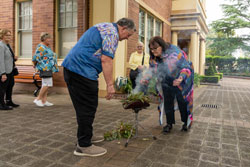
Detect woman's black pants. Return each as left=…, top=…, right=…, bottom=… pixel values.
left=162, top=85, right=188, bottom=125
left=6, top=72, right=15, bottom=101
left=0, top=73, right=12, bottom=105
left=129, top=69, right=139, bottom=89
left=64, top=68, right=98, bottom=147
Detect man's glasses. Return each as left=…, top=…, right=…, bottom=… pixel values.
left=137, top=46, right=143, bottom=49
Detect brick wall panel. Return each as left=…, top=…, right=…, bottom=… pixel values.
left=77, top=0, right=88, bottom=39
left=0, top=0, right=15, bottom=50
left=33, top=0, right=55, bottom=54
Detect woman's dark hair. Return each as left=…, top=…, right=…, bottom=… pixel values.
left=116, top=18, right=136, bottom=32
left=148, top=36, right=170, bottom=61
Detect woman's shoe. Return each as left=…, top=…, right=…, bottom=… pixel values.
left=33, top=99, right=38, bottom=103
left=0, top=104, right=13, bottom=110
left=35, top=100, right=45, bottom=107
left=44, top=101, right=54, bottom=106
left=6, top=100, right=20, bottom=108
left=163, top=124, right=172, bottom=133
left=181, top=123, right=188, bottom=131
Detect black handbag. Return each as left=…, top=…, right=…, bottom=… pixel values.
left=39, top=70, right=53, bottom=78
left=12, top=67, right=19, bottom=76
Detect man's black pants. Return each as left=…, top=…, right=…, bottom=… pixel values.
left=64, top=68, right=98, bottom=147
left=162, top=84, right=188, bottom=125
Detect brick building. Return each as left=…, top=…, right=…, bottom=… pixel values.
left=0, top=0, right=207, bottom=96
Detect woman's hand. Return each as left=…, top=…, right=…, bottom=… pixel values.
left=173, top=76, right=183, bottom=86
left=32, top=61, right=37, bottom=68
left=1, top=74, right=7, bottom=82
left=140, top=79, right=149, bottom=85
left=137, top=65, right=144, bottom=70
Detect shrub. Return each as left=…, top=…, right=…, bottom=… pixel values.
left=200, top=75, right=220, bottom=83
left=205, top=63, right=215, bottom=76
left=194, top=73, right=200, bottom=86
left=205, top=55, right=213, bottom=65
left=123, top=79, right=132, bottom=93
left=215, top=73, right=223, bottom=79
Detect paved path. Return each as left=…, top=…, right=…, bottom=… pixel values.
left=0, top=77, right=250, bottom=167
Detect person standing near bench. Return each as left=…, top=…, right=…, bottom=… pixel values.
left=129, top=42, right=150, bottom=89
left=62, top=18, right=136, bottom=157
left=0, top=29, right=19, bottom=110
left=32, top=32, right=59, bottom=107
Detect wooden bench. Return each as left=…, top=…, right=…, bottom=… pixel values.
left=14, top=66, right=41, bottom=97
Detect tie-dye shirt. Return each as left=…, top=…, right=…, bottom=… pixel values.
left=32, top=44, right=59, bottom=73
left=62, top=23, right=119, bottom=80
left=149, top=44, right=194, bottom=127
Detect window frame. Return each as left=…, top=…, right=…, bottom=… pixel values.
left=59, top=0, right=78, bottom=29
left=138, top=8, right=163, bottom=53
left=57, top=0, right=78, bottom=60
left=17, top=0, right=33, bottom=59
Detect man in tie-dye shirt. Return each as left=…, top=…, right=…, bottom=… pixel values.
left=62, top=18, right=136, bottom=157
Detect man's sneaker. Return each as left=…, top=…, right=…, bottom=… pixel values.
left=74, top=144, right=107, bottom=157
left=92, top=135, right=104, bottom=143
left=35, top=100, right=44, bottom=107
left=44, top=101, right=54, bottom=106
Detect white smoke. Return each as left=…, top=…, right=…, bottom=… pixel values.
left=131, top=58, right=177, bottom=95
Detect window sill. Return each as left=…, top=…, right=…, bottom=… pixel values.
left=16, top=58, right=65, bottom=66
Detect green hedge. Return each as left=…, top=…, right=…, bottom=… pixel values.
left=215, top=73, right=223, bottom=79
left=205, top=56, right=236, bottom=73
left=200, top=75, right=220, bottom=83
left=237, top=57, right=250, bottom=72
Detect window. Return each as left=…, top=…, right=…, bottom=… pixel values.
left=18, top=1, right=32, bottom=58
left=139, top=9, right=145, bottom=43
left=138, top=9, right=163, bottom=53
left=155, top=20, right=162, bottom=36
left=146, top=15, right=154, bottom=53
left=58, top=0, right=77, bottom=58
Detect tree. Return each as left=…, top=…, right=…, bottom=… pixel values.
left=207, top=0, right=250, bottom=56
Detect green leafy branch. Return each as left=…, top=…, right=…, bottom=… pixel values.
left=104, top=122, right=135, bottom=141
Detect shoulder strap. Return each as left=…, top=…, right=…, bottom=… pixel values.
left=142, top=52, right=145, bottom=65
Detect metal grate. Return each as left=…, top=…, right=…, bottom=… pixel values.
left=201, top=104, right=219, bottom=109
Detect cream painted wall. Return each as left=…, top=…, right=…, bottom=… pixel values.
left=113, top=0, right=128, bottom=79
left=90, top=0, right=128, bottom=93
left=90, top=0, right=112, bottom=91
left=91, top=0, right=112, bottom=25
left=171, top=19, right=197, bottom=29
left=172, top=0, right=196, bottom=11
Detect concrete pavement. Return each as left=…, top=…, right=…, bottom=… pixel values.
left=0, top=77, right=250, bottom=167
